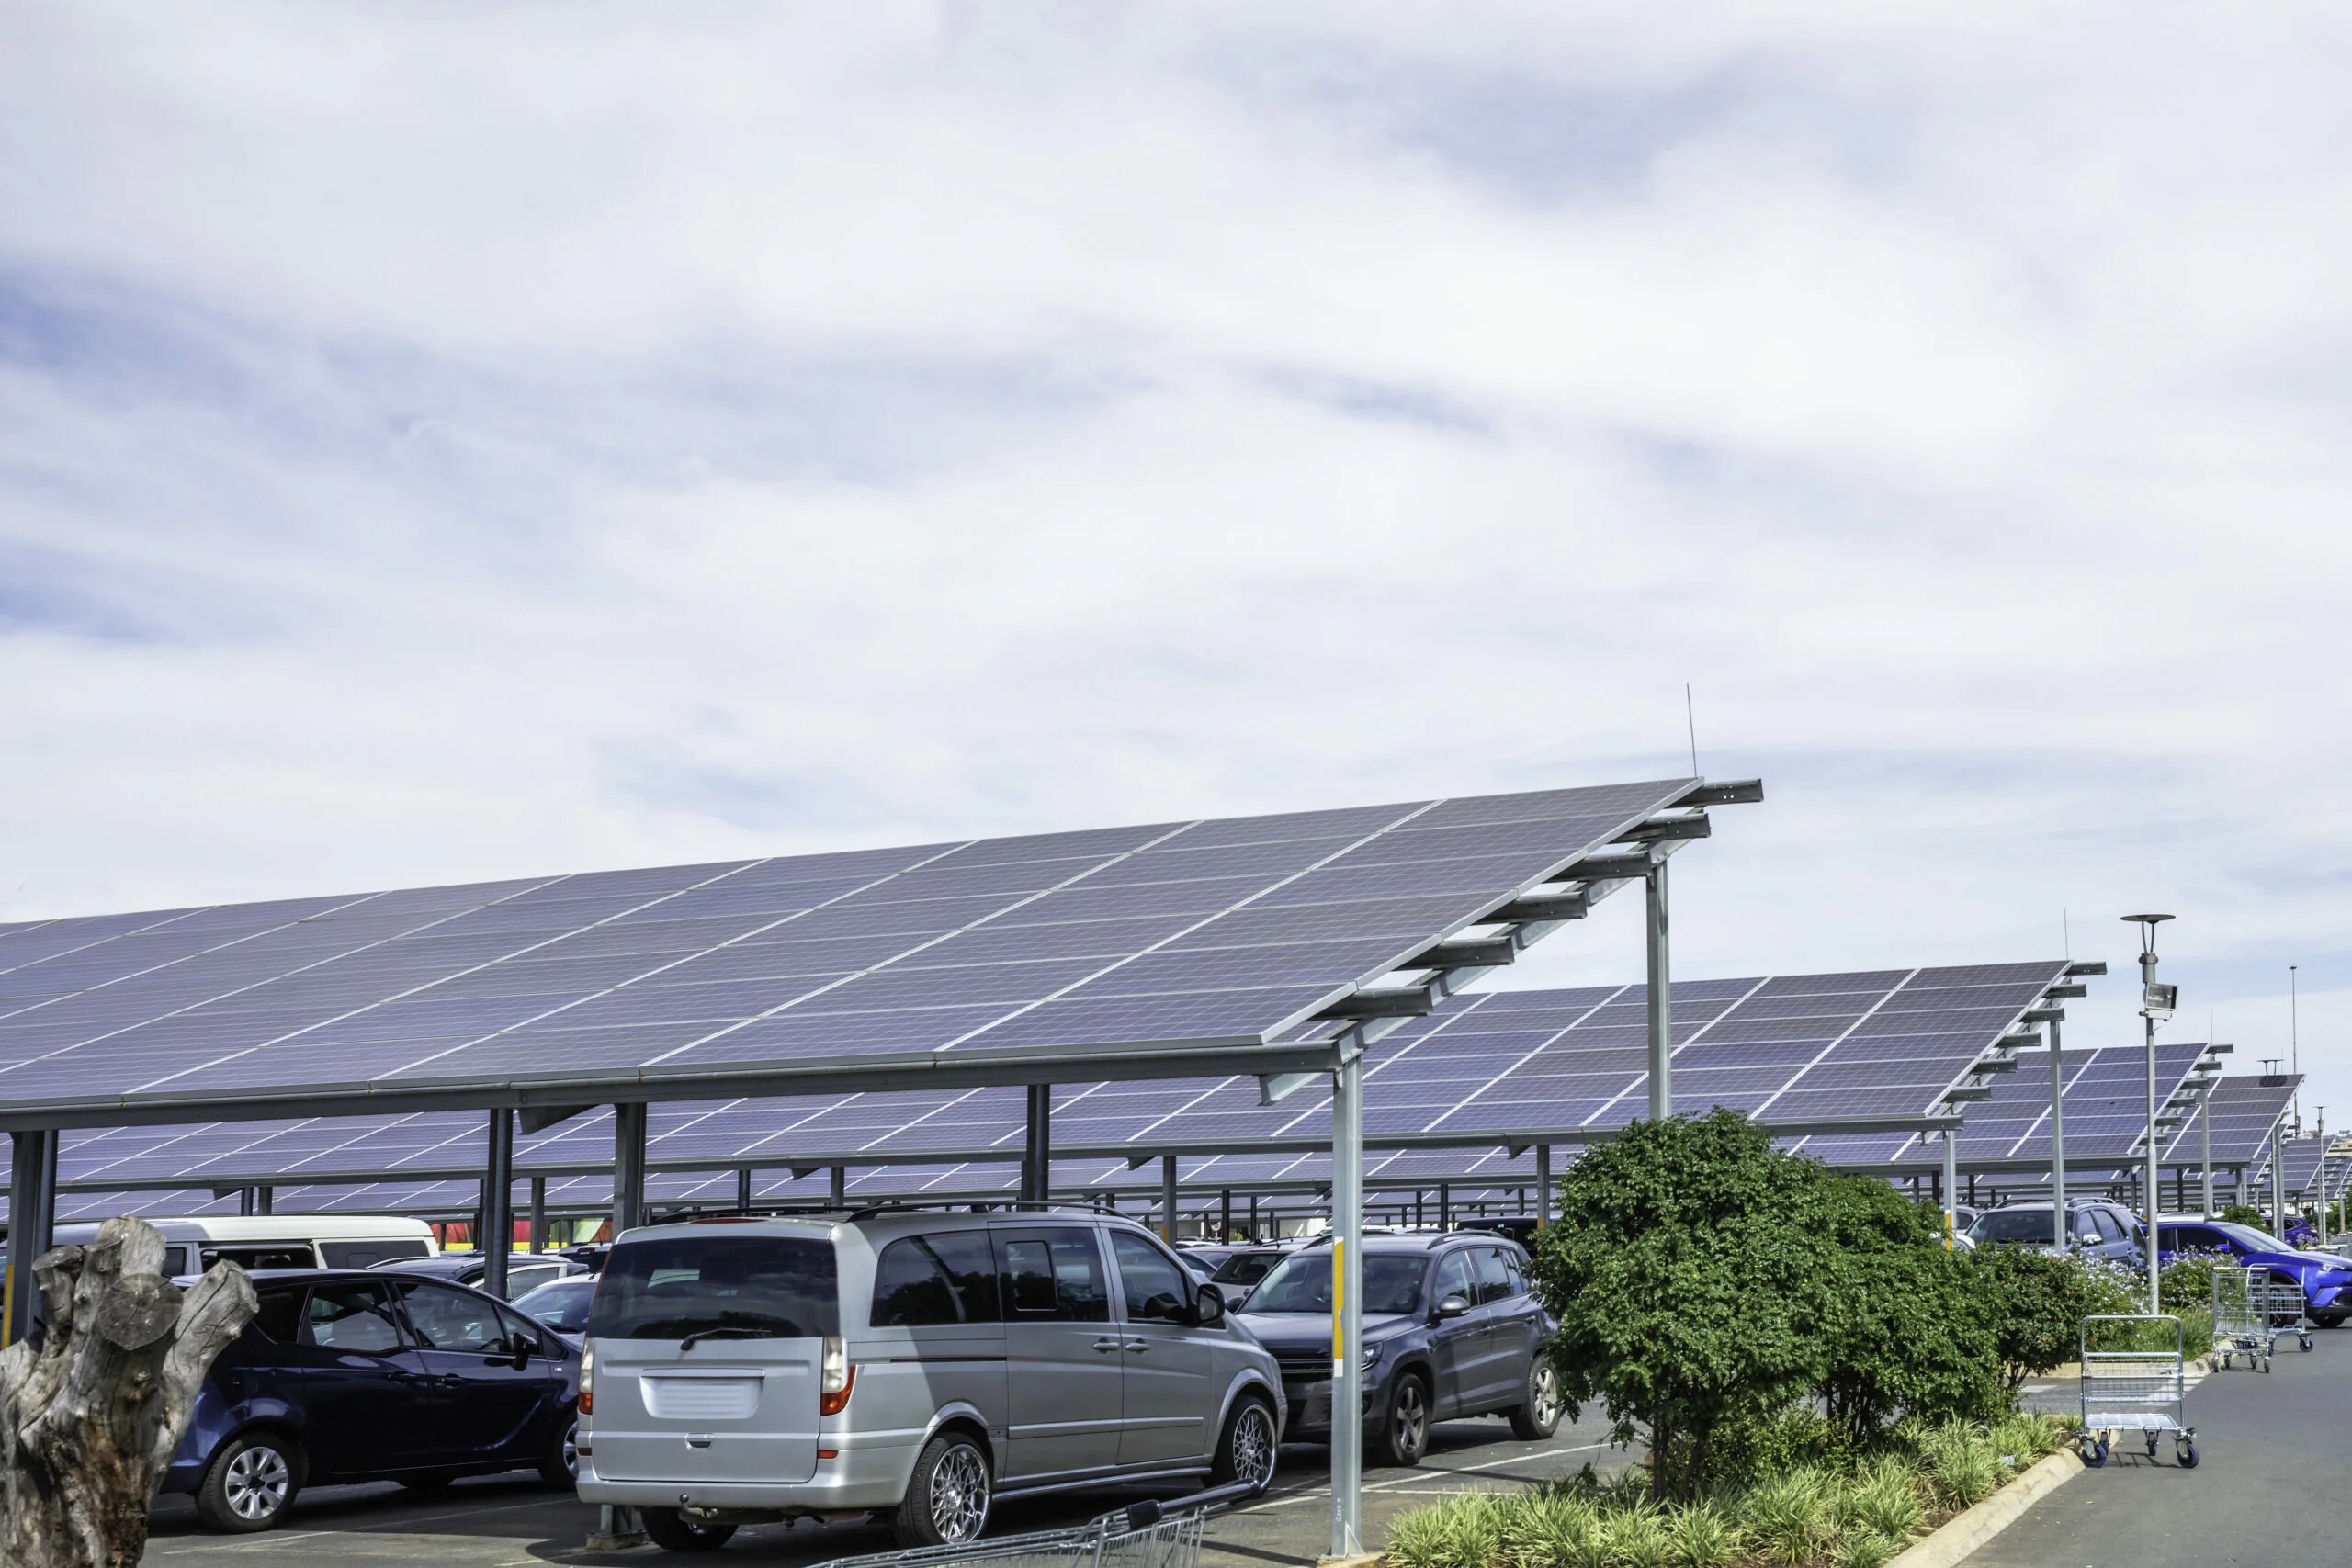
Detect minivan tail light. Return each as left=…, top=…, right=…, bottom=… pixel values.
left=820, top=1335, right=854, bottom=1416
left=578, top=1344, right=594, bottom=1415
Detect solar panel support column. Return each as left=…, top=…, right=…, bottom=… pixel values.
left=1160, top=1156, right=1178, bottom=1242
left=1439, top=1182, right=1451, bottom=1231
left=1939, top=1130, right=1958, bottom=1247
left=4, top=1127, right=59, bottom=1349
left=1220, top=1190, right=1232, bottom=1244
left=2142, top=1010, right=2161, bottom=1315
left=255, top=1186, right=274, bottom=1216
left=736, top=1168, right=753, bottom=1213
left=831, top=1167, right=847, bottom=1208
left=1023, top=1084, right=1052, bottom=1205
left=530, top=1178, right=548, bottom=1253
left=2270, top=1113, right=2285, bottom=1231
left=482, top=1108, right=514, bottom=1299
left=1645, top=858, right=1672, bottom=1119
left=2045, top=1021, right=2066, bottom=1247
left=613, top=1102, right=648, bottom=1237
left=2199, top=1087, right=2213, bottom=1218
left=1248, top=1193, right=1259, bottom=1242
left=1536, top=1145, right=1552, bottom=1230
left=1329, top=1040, right=1365, bottom=1560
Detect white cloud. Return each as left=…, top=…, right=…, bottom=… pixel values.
left=3, top=2, right=2350, bottom=1121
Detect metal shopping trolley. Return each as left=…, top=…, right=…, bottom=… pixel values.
left=808, top=1483, right=1259, bottom=1568
left=2213, top=1264, right=2274, bottom=1371
left=2256, top=1270, right=2314, bottom=1355
left=2077, top=1314, right=2197, bottom=1469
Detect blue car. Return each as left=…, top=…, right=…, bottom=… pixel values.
left=2153, top=1219, right=2352, bottom=1328
left=164, top=1268, right=581, bottom=1531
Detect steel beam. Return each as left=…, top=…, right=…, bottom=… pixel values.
left=1329, top=1042, right=1364, bottom=1558
left=1645, top=858, right=1671, bottom=1119
left=1160, top=1156, right=1178, bottom=1241
left=4, top=1128, right=58, bottom=1348
left=482, top=1107, right=514, bottom=1298
left=612, top=1101, right=648, bottom=1236
left=1023, top=1083, right=1052, bottom=1204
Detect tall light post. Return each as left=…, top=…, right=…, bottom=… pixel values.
left=2123, top=914, right=2177, bottom=1316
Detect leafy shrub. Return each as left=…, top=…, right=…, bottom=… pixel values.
left=1971, top=1245, right=2108, bottom=1389
left=1844, top=1456, right=1924, bottom=1542
left=1385, top=1490, right=1503, bottom=1568
left=2222, top=1203, right=2266, bottom=1229
left=1815, top=1175, right=2001, bottom=1439
left=1740, top=1469, right=1836, bottom=1566
left=1667, top=1503, right=1739, bottom=1568
left=1606, top=1505, right=1674, bottom=1568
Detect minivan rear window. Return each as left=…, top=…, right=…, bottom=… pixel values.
left=322, top=1239, right=431, bottom=1269
left=589, top=1235, right=841, bottom=1342
left=872, top=1233, right=1001, bottom=1325
left=1970, top=1210, right=2058, bottom=1245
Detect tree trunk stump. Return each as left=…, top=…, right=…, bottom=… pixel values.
left=1, top=1215, right=257, bottom=1568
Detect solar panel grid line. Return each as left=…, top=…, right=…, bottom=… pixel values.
left=0, top=906, right=229, bottom=985
left=1424, top=984, right=1636, bottom=1136
left=1267, top=986, right=1519, bottom=1142
left=1745, top=968, right=1921, bottom=1122
left=1581, top=973, right=1776, bottom=1125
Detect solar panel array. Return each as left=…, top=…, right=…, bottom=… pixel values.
left=13, top=962, right=2068, bottom=1221
left=2165, top=1073, right=2299, bottom=1170
left=0, top=780, right=1699, bottom=1123
left=2269, top=1135, right=2336, bottom=1201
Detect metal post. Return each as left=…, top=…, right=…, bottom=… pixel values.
left=2200, top=1089, right=2213, bottom=1218
left=737, top=1168, right=753, bottom=1213
left=1536, top=1145, right=1552, bottom=1231
left=255, top=1186, right=274, bottom=1216
left=1941, top=1128, right=1958, bottom=1249
left=239, top=1188, right=255, bottom=1218
left=1645, top=857, right=1671, bottom=1119
left=831, top=1166, right=847, bottom=1208
left=2047, top=1021, right=2067, bottom=1249
left=1220, top=1189, right=1232, bottom=1244
left=530, top=1176, right=548, bottom=1253
left=4, top=1128, right=59, bottom=1348
left=2143, top=1010, right=2161, bottom=1314
left=1160, top=1156, right=1178, bottom=1242
left=612, top=1101, right=648, bottom=1237
left=1248, top=1193, right=1259, bottom=1242
left=2271, top=1116, right=2285, bottom=1232
left=481, top=1108, right=514, bottom=1298
left=1023, top=1084, right=1052, bottom=1205
left=1438, top=1181, right=1452, bottom=1231
left=1329, top=1042, right=1365, bottom=1559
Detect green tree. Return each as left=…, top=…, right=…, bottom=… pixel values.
left=1814, top=1177, right=2001, bottom=1441
left=1972, top=1246, right=2107, bottom=1392
left=1528, top=1109, right=1838, bottom=1498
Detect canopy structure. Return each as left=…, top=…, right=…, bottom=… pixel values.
left=28, top=959, right=2064, bottom=1226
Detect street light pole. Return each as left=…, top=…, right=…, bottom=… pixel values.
left=2123, top=914, right=2176, bottom=1317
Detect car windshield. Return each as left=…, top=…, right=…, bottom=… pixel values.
left=1969, top=1210, right=2058, bottom=1244
left=1242, top=1252, right=1426, bottom=1314
left=1212, top=1253, right=1283, bottom=1286
left=587, top=1235, right=840, bottom=1341
left=2213, top=1223, right=2290, bottom=1252
left=514, top=1277, right=596, bottom=1331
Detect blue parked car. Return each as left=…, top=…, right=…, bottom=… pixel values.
left=2153, top=1219, right=2352, bottom=1328
left=1234, top=1232, right=1559, bottom=1466
left=164, top=1269, right=581, bottom=1531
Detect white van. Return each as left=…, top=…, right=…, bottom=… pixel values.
left=48, top=1214, right=436, bottom=1276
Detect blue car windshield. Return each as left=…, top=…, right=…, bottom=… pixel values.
left=2212, top=1223, right=2290, bottom=1252
left=1244, top=1253, right=1426, bottom=1314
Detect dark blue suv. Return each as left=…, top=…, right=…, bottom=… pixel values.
left=1234, top=1233, right=1558, bottom=1466
left=164, top=1269, right=582, bottom=1531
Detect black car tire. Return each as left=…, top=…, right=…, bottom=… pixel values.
left=892, top=1429, right=992, bottom=1548
left=1377, top=1372, right=1430, bottom=1468
left=539, top=1409, right=580, bottom=1488
left=642, top=1507, right=738, bottom=1552
left=1507, top=1358, right=1563, bottom=1441
left=195, top=1431, right=302, bottom=1532
left=1209, top=1393, right=1279, bottom=1494
left=2313, top=1312, right=2346, bottom=1329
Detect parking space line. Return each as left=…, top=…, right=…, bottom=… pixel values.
left=153, top=1495, right=566, bottom=1555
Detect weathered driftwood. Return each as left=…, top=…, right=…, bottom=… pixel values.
left=0, top=1215, right=256, bottom=1568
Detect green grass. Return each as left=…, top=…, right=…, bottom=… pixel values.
left=1380, top=1415, right=2074, bottom=1568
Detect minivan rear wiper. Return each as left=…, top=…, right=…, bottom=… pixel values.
left=679, top=1325, right=776, bottom=1350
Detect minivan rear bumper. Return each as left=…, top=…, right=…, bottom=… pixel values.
left=578, top=1442, right=916, bottom=1513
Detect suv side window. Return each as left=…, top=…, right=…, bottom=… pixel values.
left=398, top=1280, right=514, bottom=1352
left=1501, top=1250, right=1527, bottom=1297
left=1472, top=1247, right=1512, bottom=1304
left=251, top=1284, right=305, bottom=1344
left=1110, top=1231, right=1193, bottom=1323
left=997, top=1228, right=1110, bottom=1323
left=305, top=1280, right=406, bottom=1354
left=1433, top=1250, right=1475, bottom=1307
left=2090, top=1210, right=2128, bottom=1245
left=873, top=1233, right=1003, bottom=1325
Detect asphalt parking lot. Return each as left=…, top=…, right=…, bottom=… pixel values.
left=143, top=1415, right=1634, bottom=1567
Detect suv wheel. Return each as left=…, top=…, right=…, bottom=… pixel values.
left=1211, top=1394, right=1279, bottom=1494
left=641, top=1508, right=737, bottom=1552
left=893, top=1429, right=991, bottom=1548
left=196, top=1432, right=300, bottom=1532
left=1378, top=1373, right=1430, bottom=1468
left=1508, top=1359, right=1563, bottom=1440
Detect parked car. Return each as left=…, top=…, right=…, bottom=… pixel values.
left=512, top=1274, right=597, bottom=1348
left=576, top=1207, right=1283, bottom=1552
left=1205, top=1246, right=1293, bottom=1301
left=372, top=1250, right=585, bottom=1301
left=1965, top=1202, right=2143, bottom=1265
left=1176, top=1245, right=1238, bottom=1279
left=55, top=1214, right=435, bottom=1275
left=1456, top=1217, right=1543, bottom=1247
left=1233, top=1233, right=1558, bottom=1468
left=163, top=1268, right=580, bottom=1532
left=2153, top=1217, right=2352, bottom=1328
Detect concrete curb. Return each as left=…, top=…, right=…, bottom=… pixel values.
left=1883, top=1448, right=2086, bottom=1568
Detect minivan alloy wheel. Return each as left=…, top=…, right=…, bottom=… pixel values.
left=930, top=1442, right=989, bottom=1541
left=224, top=1443, right=291, bottom=1522
left=1230, top=1403, right=1276, bottom=1489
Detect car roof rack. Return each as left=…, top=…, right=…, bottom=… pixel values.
left=842, top=1198, right=1131, bottom=1223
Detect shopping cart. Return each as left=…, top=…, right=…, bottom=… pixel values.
left=808, top=1483, right=1259, bottom=1568
left=2077, top=1314, right=2197, bottom=1469
left=2212, top=1264, right=2273, bottom=1371
left=2256, top=1271, right=2314, bottom=1355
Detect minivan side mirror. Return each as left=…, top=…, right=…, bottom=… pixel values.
left=1434, top=1293, right=1471, bottom=1320
left=1193, top=1284, right=1226, bottom=1326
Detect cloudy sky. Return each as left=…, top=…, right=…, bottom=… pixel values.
left=4, top=4, right=2348, bottom=1119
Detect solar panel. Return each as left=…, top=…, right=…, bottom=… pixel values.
left=29, top=959, right=2062, bottom=1211
left=2165, top=1073, right=2299, bottom=1168
left=0, top=780, right=1702, bottom=1124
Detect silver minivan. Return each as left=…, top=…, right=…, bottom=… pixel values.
left=576, top=1207, right=1284, bottom=1552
